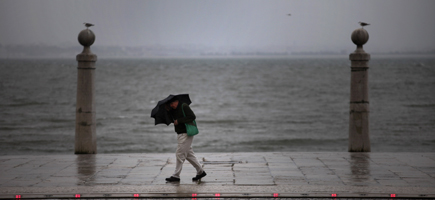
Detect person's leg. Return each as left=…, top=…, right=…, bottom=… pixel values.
left=185, top=136, right=207, bottom=181
left=172, top=133, right=192, bottom=178
left=185, top=137, right=204, bottom=175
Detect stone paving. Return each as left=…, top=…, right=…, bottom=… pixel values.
left=0, top=152, right=435, bottom=199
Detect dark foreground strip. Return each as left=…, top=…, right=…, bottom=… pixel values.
left=1, top=192, right=434, bottom=199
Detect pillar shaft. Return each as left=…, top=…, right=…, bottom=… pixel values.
left=75, top=47, right=97, bottom=154
left=349, top=50, right=370, bottom=152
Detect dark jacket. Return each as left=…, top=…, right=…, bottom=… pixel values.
left=169, top=103, right=196, bottom=134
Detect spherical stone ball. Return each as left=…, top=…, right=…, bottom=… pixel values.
left=351, top=28, right=369, bottom=46
left=78, top=29, right=96, bottom=47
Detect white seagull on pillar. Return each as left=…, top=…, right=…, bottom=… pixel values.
left=358, top=22, right=370, bottom=28
left=83, top=23, right=94, bottom=29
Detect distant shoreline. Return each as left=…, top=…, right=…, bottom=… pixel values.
left=1, top=44, right=434, bottom=59
left=1, top=54, right=434, bottom=60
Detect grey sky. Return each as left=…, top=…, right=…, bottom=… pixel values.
left=1, top=0, right=435, bottom=52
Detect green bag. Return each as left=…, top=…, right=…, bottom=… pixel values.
left=181, top=104, right=199, bottom=136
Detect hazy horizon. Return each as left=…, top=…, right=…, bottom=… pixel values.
left=1, top=0, right=435, bottom=56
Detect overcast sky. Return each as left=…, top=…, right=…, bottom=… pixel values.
left=1, top=0, right=435, bottom=52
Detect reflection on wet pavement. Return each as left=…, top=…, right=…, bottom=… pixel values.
left=0, top=152, right=434, bottom=199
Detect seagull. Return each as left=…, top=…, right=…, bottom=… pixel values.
left=358, top=21, right=370, bottom=28
left=83, top=23, right=94, bottom=29
left=287, top=13, right=291, bottom=16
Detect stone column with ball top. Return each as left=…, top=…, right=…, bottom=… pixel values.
left=348, top=27, right=371, bottom=152
left=75, top=26, right=97, bottom=154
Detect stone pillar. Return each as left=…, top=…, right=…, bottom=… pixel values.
left=75, top=28, right=97, bottom=154
left=348, top=28, right=370, bottom=152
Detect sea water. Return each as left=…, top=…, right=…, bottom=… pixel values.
left=0, top=56, right=434, bottom=155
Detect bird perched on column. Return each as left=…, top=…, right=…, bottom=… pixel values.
left=358, top=22, right=370, bottom=28
left=83, top=23, right=94, bottom=29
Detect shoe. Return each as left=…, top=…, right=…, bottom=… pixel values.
left=165, top=176, right=180, bottom=182
left=192, top=171, right=207, bottom=181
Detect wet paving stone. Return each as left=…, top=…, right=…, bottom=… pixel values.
left=0, top=152, right=434, bottom=198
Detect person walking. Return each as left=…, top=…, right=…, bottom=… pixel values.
left=165, top=97, right=206, bottom=182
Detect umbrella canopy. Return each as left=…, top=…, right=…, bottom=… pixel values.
left=150, top=94, right=192, bottom=126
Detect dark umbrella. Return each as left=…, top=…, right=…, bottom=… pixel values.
left=150, top=94, right=192, bottom=126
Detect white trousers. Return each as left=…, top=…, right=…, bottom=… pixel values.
left=172, top=133, right=204, bottom=178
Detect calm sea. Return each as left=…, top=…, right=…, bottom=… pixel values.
left=0, top=56, right=434, bottom=155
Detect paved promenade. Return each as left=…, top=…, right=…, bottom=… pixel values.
left=1, top=152, right=434, bottom=199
